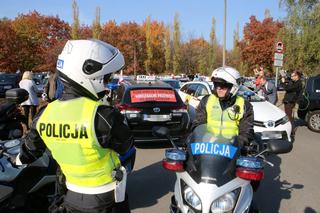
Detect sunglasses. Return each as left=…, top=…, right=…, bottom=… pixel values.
left=214, top=82, right=232, bottom=89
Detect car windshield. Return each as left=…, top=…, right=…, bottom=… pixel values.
left=162, top=80, right=180, bottom=89
left=237, top=85, right=265, bottom=102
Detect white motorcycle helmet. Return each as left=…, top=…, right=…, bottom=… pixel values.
left=56, top=39, right=125, bottom=100
left=211, top=66, right=241, bottom=98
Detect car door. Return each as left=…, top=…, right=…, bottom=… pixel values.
left=178, top=83, right=189, bottom=102
left=182, top=83, right=200, bottom=121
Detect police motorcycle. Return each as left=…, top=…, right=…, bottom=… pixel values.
left=153, top=124, right=292, bottom=213
left=0, top=137, right=136, bottom=212
left=0, top=88, right=29, bottom=140
left=0, top=138, right=58, bottom=212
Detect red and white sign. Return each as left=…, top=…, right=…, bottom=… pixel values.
left=274, top=42, right=284, bottom=67
left=276, top=42, right=284, bottom=53
left=130, top=89, right=177, bottom=103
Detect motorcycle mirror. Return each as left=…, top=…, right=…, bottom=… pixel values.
left=152, top=126, right=169, bottom=138
left=266, top=140, right=293, bottom=154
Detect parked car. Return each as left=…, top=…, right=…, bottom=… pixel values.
left=0, top=73, right=20, bottom=97
left=298, top=74, right=320, bottom=133
left=161, top=79, right=181, bottom=91
left=179, top=81, right=293, bottom=142
left=113, top=79, right=190, bottom=145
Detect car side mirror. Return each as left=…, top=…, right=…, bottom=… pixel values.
left=266, top=140, right=293, bottom=154
left=152, top=126, right=169, bottom=138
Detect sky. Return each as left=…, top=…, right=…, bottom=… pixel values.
left=0, top=0, right=288, bottom=50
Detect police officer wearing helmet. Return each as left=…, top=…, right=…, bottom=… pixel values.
left=192, top=66, right=254, bottom=147
left=17, top=39, right=133, bottom=212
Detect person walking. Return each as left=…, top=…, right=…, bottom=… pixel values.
left=42, top=71, right=64, bottom=103
left=19, top=71, right=39, bottom=129
left=281, top=70, right=303, bottom=127
left=17, top=39, right=133, bottom=213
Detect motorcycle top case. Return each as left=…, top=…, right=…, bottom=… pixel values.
left=5, top=88, right=29, bottom=104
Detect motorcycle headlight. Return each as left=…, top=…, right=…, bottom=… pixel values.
left=211, top=188, right=240, bottom=213
left=184, top=186, right=202, bottom=211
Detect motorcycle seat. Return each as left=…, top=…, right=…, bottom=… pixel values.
left=0, top=185, right=13, bottom=202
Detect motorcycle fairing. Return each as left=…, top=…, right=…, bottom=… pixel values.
left=185, top=124, right=240, bottom=186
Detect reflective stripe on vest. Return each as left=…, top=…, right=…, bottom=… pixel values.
left=206, top=95, right=245, bottom=138
left=37, top=97, right=120, bottom=187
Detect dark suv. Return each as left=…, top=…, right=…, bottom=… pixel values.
left=298, top=75, right=320, bottom=133
left=0, top=73, right=20, bottom=97
left=113, top=80, right=190, bottom=145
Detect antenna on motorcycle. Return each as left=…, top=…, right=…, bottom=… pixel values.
left=152, top=126, right=178, bottom=149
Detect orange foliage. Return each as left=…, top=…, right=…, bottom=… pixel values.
left=238, top=16, right=283, bottom=73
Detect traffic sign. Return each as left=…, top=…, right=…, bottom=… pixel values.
left=274, top=59, right=283, bottom=67
left=274, top=53, right=284, bottom=60
left=276, top=42, right=283, bottom=53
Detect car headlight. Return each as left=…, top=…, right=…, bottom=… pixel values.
left=184, top=186, right=201, bottom=211
left=211, top=188, right=240, bottom=213
left=279, top=115, right=289, bottom=125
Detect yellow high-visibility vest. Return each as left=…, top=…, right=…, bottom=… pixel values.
left=37, top=97, right=120, bottom=187
left=206, top=95, right=245, bottom=138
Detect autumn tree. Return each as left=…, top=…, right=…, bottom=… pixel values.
left=79, top=25, right=93, bottom=39
left=209, top=17, right=218, bottom=71
left=238, top=16, right=283, bottom=74
left=0, top=19, right=18, bottom=71
left=13, top=11, right=46, bottom=71
left=103, top=21, right=145, bottom=75
left=92, top=6, right=101, bottom=39
left=164, top=25, right=171, bottom=73
left=71, top=0, right=80, bottom=39
left=181, top=38, right=210, bottom=75
left=227, top=22, right=242, bottom=73
left=279, top=0, right=320, bottom=75
left=37, top=15, right=70, bottom=71
left=100, top=20, right=121, bottom=46
left=144, top=16, right=152, bottom=73
left=173, top=13, right=181, bottom=74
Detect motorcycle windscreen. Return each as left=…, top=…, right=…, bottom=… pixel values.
left=185, top=124, right=240, bottom=186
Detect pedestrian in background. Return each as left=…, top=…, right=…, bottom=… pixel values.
left=42, top=71, right=64, bottom=102
left=281, top=70, right=302, bottom=127
left=255, top=76, right=278, bottom=105
left=254, top=66, right=265, bottom=88
left=19, top=71, right=39, bottom=129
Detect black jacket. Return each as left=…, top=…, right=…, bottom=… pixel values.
left=282, top=79, right=302, bottom=104
left=191, top=94, right=254, bottom=147
left=20, top=86, right=134, bottom=164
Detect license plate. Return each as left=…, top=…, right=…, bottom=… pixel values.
left=261, top=132, right=282, bottom=140
left=143, top=114, right=171, bottom=122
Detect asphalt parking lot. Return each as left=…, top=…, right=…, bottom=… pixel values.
left=128, top=124, right=320, bottom=213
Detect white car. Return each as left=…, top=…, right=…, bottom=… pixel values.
left=179, top=81, right=292, bottom=142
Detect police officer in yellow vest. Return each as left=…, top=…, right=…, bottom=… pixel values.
left=17, top=39, right=133, bottom=212
left=192, top=66, right=254, bottom=147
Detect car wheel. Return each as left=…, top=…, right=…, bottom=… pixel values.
left=306, top=110, right=320, bottom=133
